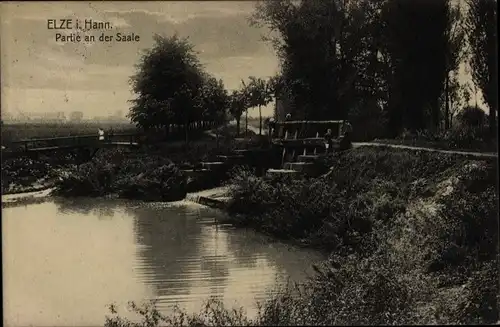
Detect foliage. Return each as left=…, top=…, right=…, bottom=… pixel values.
left=457, top=105, right=487, bottom=127
left=381, top=0, right=454, bottom=134
left=226, top=147, right=482, bottom=252
left=54, top=149, right=187, bottom=201
left=252, top=0, right=466, bottom=137
left=252, top=0, right=377, bottom=120
left=105, top=298, right=253, bottom=327
left=441, top=79, right=472, bottom=128
left=442, top=1, right=467, bottom=129
left=128, top=34, right=205, bottom=131
left=465, top=0, right=498, bottom=135
left=241, top=76, right=273, bottom=135
left=197, top=76, right=230, bottom=124
left=228, top=89, right=248, bottom=137
left=128, top=34, right=228, bottom=143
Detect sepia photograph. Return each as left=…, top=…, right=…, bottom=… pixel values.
left=1, top=0, right=498, bottom=326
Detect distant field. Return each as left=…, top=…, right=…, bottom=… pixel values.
left=1, top=121, right=137, bottom=144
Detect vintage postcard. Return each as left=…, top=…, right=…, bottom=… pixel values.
left=1, top=1, right=498, bottom=326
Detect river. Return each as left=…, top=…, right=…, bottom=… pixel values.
left=2, top=196, right=324, bottom=326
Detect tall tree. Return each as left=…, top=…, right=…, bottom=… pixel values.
left=465, top=0, right=498, bottom=137
left=128, top=34, right=205, bottom=143
left=443, top=1, right=466, bottom=130
left=244, top=76, right=273, bottom=135
left=251, top=0, right=372, bottom=121
left=443, top=78, right=472, bottom=128
left=198, top=76, right=229, bottom=126
left=381, top=0, right=451, bottom=135
left=228, top=89, right=248, bottom=137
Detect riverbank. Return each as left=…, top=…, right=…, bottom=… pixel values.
left=214, top=146, right=498, bottom=324
left=104, top=145, right=498, bottom=325
left=1, top=124, right=257, bottom=197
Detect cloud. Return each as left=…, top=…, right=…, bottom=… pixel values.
left=101, top=2, right=254, bottom=24
left=1, top=1, right=280, bottom=116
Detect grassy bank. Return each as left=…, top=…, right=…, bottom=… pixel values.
left=105, top=146, right=498, bottom=326
left=224, top=146, right=498, bottom=324
left=1, top=152, right=78, bottom=194
left=374, top=126, right=498, bottom=153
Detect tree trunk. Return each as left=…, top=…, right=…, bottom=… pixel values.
left=259, top=105, right=262, bottom=135
left=489, top=103, right=497, bottom=139
left=184, top=116, right=189, bottom=147
left=236, top=117, right=241, bottom=137
left=245, top=110, right=248, bottom=137
left=445, top=75, right=450, bottom=130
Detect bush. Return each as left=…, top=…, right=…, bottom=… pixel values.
left=457, top=106, right=487, bottom=128
left=54, top=149, right=187, bottom=201
left=105, top=298, right=253, bottom=327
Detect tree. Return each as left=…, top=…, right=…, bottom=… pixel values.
left=381, top=0, right=452, bottom=135
left=128, top=34, right=205, bottom=143
left=228, top=90, right=248, bottom=137
left=198, top=76, right=229, bottom=126
left=443, top=1, right=466, bottom=130
left=240, top=80, right=253, bottom=136
left=465, top=0, right=498, bottom=137
left=442, top=79, right=472, bottom=128
left=243, top=76, right=273, bottom=135
left=251, top=0, right=372, bottom=121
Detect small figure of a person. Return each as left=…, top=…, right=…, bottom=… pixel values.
left=284, top=113, right=292, bottom=138
left=324, top=128, right=333, bottom=154
left=341, top=120, right=353, bottom=137
left=108, top=127, right=114, bottom=141
left=340, top=120, right=353, bottom=149
left=268, top=117, right=276, bottom=137
left=98, top=128, right=105, bottom=141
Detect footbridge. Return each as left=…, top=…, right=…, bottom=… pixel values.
left=1, top=133, right=141, bottom=159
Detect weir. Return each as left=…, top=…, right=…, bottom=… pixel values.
left=269, top=120, right=352, bottom=175
left=188, top=120, right=353, bottom=182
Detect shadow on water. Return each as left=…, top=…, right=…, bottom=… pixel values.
left=122, top=202, right=325, bottom=310
left=3, top=196, right=324, bottom=325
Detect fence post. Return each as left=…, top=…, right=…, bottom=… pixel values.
left=24, top=141, right=28, bottom=152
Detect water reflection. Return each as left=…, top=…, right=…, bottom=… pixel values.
left=53, top=196, right=120, bottom=218
left=2, top=198, right=324, bottom=326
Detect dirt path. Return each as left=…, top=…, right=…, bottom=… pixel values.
left=352, top=142, right=498, bottom=158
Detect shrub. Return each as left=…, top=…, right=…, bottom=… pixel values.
left=54, top=149, right=187, bottom=201
left=105, top=298, right=253, bottom=327
left=457, top=106, right=486, bottom=128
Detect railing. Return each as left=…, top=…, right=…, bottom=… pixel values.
left=3, top=133, right=141, bottom=152
left=272, top=120, right=346, bottom=140
left=269, top=120, right=350, bottom=167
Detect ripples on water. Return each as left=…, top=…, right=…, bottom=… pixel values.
left=2, top=197, right=324, bottom=326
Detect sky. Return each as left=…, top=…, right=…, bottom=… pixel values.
left=1, top=1, right=279, bottom=118
left=0, top=1, right=486, bottom=120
